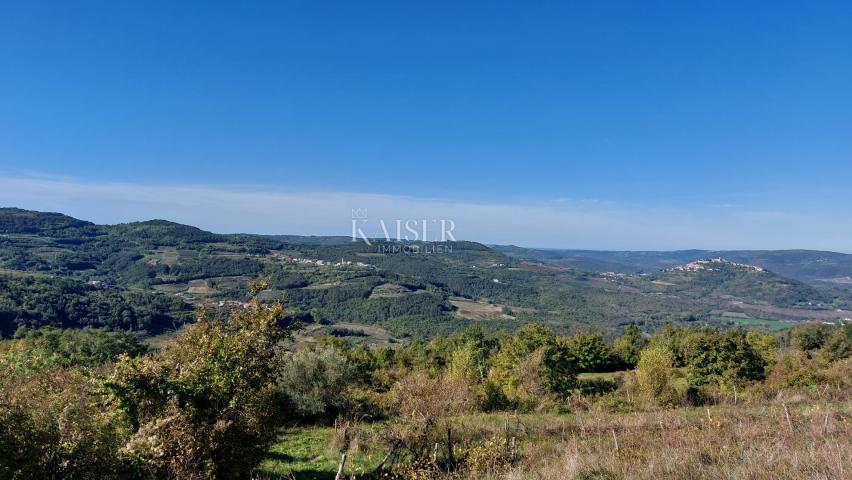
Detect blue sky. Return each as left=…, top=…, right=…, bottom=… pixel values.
left=1, top=1, right=851, bottom=250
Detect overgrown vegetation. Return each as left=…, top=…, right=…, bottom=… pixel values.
left=2, top=299, right=849, bottom=479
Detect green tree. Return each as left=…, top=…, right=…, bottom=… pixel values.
left=489, top=325, right=577, bottom=409
left=790, top=324, right=829, bottom=351
left=746, top=330, right=777, bottom=373
left=611, top=324, right=648, bottom=368
left=822, top=324, right=852, bottom=361
left=683, top=329, right=766, bottom=387
left=278, top=345, right=352, bottom=418
left=567, top=332, right=616, bottom=372
left=3, top=326, right=147, bottom=372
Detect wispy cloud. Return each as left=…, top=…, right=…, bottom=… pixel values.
left=0, top=175, right=848, bottom=251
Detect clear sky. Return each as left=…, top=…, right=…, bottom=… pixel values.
left=1, top=1, right=851, bottom=250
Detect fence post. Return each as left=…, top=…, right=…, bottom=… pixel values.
left=334, top=453, right=347, bottom=480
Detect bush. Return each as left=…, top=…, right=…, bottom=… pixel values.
left=635, top=345, right=675, bottom=403
left=107, top=302, right=295, bottom=479
left=789, top=323, right=829, bottom=351
left=378, top=371, right=476, bottom=474
left=278, top=345, right=352, bottom=418
left=683, top=329, right=767, bottom=388
left=0, top=366, right=131, bottom=478
left=567, top=332, right=617, bottom=373
left=822, top=324, right=852, bottom=361
left=577, top=376, right=620, bottom=396
left=465, top=437, right=518, bottom=476
left=489, top=325, right=577, bottom=410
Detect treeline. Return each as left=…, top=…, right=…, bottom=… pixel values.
left=1, top=326, right=148, bottom=370
left=0, top=274, right=193, bottom=336
left=276, top=321, right=852, bottom=436
left=0, top=208, right=101, bottom=237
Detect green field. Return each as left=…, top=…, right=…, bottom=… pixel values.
left=710, top=316, right=794, bottom=331
left=257, top=427, right=383, bottom=480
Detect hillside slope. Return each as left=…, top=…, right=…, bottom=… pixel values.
left=495, top=245, right=852, bottom=286
left=2, top=208, right=851, bottom=340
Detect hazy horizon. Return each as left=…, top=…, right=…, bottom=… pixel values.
left=2, top=176, right=850, bottom=253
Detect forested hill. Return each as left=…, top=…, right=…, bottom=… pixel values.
left=2, top=208, right=851, bottom=340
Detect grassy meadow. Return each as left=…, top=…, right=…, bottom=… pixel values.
left=256, top=397, right=851, bottom=480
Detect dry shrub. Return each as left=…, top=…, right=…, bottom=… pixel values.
left=466, top=437, right=519, bottom=476
left=376, top=371, right=476, bottom=475
left=0, top=366, right=130, bottom=478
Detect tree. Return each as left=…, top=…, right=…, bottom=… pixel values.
left=790, top=324, right=829, bottom=351
left=683, top=329, right=766, bottom=387
left=746, top=330, right=777, bottom=373
left=278, top=345, right=352, bottom=418
left=566, top=332, right=615, bottom=372
left=822, top=324, right=852, bottom=361
left=635, top=345, right=674, bottom=402
left=611, top=324, right=648, bottom=368
left=636, top=345, right=675, bottom=403
left=489, top=325, right=577, bottom=409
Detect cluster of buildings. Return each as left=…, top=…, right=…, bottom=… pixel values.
left=87, top=279, right=113, bottom=289
left=666, top=258, right=764, bottom=273
left=216, top=300, right=252, bottom=310
left=269, top=252, right=370, bottom=268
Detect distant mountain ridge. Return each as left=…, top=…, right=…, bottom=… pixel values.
left=493, top=245, right=852, bottom=287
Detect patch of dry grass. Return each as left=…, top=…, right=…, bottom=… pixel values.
left=487, top=402, right=851, bottom=480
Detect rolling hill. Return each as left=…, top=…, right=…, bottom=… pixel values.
left=2, top=208, right=851, bottom=341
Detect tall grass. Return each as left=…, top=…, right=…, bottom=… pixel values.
left=492, top=401, right=851, bottom=480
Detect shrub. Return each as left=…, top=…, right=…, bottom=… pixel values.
left=0, top=366, right=130, bottom=478
left=377, top=371, right=475, bottom=474
left=635, top=345, right=675, bottom=402
left=789, top=323, right=829, bottom=351
left=683, top=329, right=767, bottom=388
left=107, top=302, right=294, bottom=479
left=489, top=325, right=577, bottom=410
left=465, top=437, right=518, bottom=476
left=765, top=350, right=825, bottom=388
left=567, top=333, right=617, bottom=373
left=577, top=376, right=620, bottom=396
left=278, top=345, right=352, bottom=418
left=822, top=324, right=852, bottom=361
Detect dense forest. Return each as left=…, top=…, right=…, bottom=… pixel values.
left=0, top=274, right=192, bottom=336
